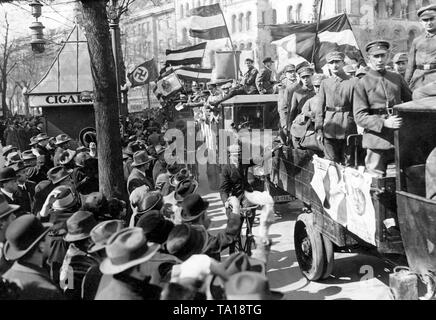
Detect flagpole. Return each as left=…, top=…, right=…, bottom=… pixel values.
left=219, top=5, right=239, bottom=81
left=310, top=0, right=323, bottom=67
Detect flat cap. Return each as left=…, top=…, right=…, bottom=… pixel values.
left=365, top=40, right=390, bottom=55
left=325, top=51, right=345, bottom=63
left=392, top=52, right=408, bottom=63
left=417, top=4, right=436, bottom=18
left=297, top=66, right=314, bottom=77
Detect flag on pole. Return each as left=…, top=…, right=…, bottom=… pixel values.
left=127, top=58, right=159, bottom=88
left=174, top=67, right=212, bottom=82
left=165, top=42, right=207, bottom=66
left=155, top=70, right=183, bottom=98
left=189, top=3, right=230, bottom=40
left=270, top=14, right=364, bottom=73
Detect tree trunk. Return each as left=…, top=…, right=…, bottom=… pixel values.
left=79, top=0, right=126, bottom=200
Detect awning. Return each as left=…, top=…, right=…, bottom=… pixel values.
left=27, top=24, right=93, bottom=108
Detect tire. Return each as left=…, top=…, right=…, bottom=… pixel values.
left=321, top=234, right=335, bottom=280
left=294, top=213, right=326, bottom=281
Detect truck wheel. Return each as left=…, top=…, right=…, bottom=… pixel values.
left=321, top=234, right=335, bottom=280
left=294, top=213, right=325, bottom=281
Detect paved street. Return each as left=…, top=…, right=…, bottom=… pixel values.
left=198, top=163, right=393, bottom=300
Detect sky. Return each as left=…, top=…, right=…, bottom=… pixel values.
left=0, top=0, right=76, bottom=40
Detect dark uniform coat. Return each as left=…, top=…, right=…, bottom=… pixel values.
left=289, top=86, right=316, bottom=125
left=242, top=67, right=259, bottom=94
left=314, top=72, right=357, bottom=139
left=405, top=32, right=436, bottom=90
left=353, top=69, right=412, bottom=150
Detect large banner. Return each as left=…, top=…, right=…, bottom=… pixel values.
left=310, top=155, right=376, bottom=245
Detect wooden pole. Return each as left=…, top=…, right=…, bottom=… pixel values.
left=310, top=0, right=324, bottom=66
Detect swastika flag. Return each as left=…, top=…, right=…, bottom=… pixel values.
left=127, top=58, right=159, bottom=88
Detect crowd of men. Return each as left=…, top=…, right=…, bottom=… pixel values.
left=0, top=98, right=276, bottom=300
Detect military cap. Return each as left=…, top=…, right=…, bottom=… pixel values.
left=297, top=66, right=314, bottom=77
left=245, top=58, right=254, bottom=63
left=262, top=57, right=274, bottom=64
left=312, top=74, right=326, bottom=86
left=284, top=64, right=296, bottom=72
left=325, top=51, right=345, bottom=63
left=392, top=52, right=408, bottom=64
left=365, top=40, right=390, bottom=55
left=343, top=64, right=357, bottom=74
left=417, top=4, right=436, bottom=18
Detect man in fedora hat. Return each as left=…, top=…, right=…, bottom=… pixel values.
left=164, top=178, right=198, bottom=224
left=314, top=51, right=358, bottom=165
left=180, top=194, right=242, bottom=261
left=127, top=150, right=155, bottom=195
left=59, top=149, right=77, bottom=170
left=12, top=161, right=36, bottom=214
left=129, top=189, right=164, bottom=227
left=95, top=227, right=162, bottom=300
left=225, top=271, right=283, bottom=300
left=53, top=134, right=72, bottom=166
left=152, top=144, right=167, bottom=184
left=2, top=215, right=64, bottom=300
left=60, top=210, right=99, bottom=299
left=156, top=163, right=186, bottom=196
left=81, top=219, right=124, bottom=300
left=256, top=57, right=277, bottom=94
left=0, top=167, right=28, bottom=214
left=2, top=145, right=18, bottom=161
left=0, top=194, right=20, bottom=275
left=33, top=133, right=52, bottom=163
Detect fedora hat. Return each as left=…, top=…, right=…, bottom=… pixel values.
left=3, top=214, right=51, bottom=261
left=64, top=210, right=98, bottom=242
left=2, top=145, right=18, bottom=158
left=88, top=219, right=125, bottom=253
left=180, top=194, right=209, bottom=223
left=47, top=166, right=73, bottom=185
left=35, top=133, right=49, bottom=142
left=136, top=210, right=174, bottom=244
left=6, top=152, right=21, bottom=165
left=131, top=150, right=154, bottom=167
left=59, top=149, right=77, bottom=166
left=136, top=191, right=163, bottom=214
left=155, top=144, right=166, bottom=156
left=29, top=136, right=39, bottom=146
left=21, top=150, right=37, bottom=161
left=74, top=151, right=90, bottom=167
left=100, top=227, right=160, bottom=275
left=166, top=224, right=208, bottom=261
left=175, top=179, right=199, bottom=203
left=170, top=168, right=190, bottom=187
left=225, top=271, right=283, bottom=300
left=262, top=57, right=274, bottom=64
left=0, top=194, right=20, bottom=219
left=0, top=167, right=17, bottom=182
left=11, top=161, right=30, bottom=173
left=54, top=134, right=72, bottom=146
left=52, top=186, right=78, bottom=210
left=209, top=252, right=266, bottom=300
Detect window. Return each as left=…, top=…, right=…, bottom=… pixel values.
left=182, top=27, right=188, bottom=43
left=272, top=9, right=277, bottom=24
left=186, top=3, right=190, bottom=16
left=296, top=3, right=302, bottom=22
left=407, top=0, right=416, bottom=20
left=393, top=0, right=402, bottom=18
left=231, top=14, right=237, bottom=33
left=159, top=40, right=164, bottom=53
left=261, top=11, right=265, bottom=24
left=146, top=22, right=150, bottom=32
left=246, top=11, right=252, bottom=30
left=238, top=13, right=244, bottom=32
left=247, top=42, right=252, bottom=50
left=287, top=6, right=293, bottom=22
left=180, top=4, right=184, bottom=18
left=377, top=0, right=387, bottom=18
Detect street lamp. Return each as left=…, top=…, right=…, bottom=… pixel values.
left=29, top=0, right=46, bottom=54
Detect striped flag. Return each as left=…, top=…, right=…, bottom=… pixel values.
left=270, top=14, right=364, bottom=73
left=174, top=67, right=212, bottom=82
left=189, top=3, right=229, bottom=40
left=166, top=42, right=207, bottom=66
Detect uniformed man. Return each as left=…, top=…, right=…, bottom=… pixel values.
left=405, top=4, right=436, bottom=94
left=241, top=58, right=259, bottom=94
left=314, top=51, right=357, bottom=165
left=392, top=52, right=408, bottom=78
left=256, top=57, right=277, bottom=94
left=353, top=40, right=412, bottom=177
left=289, top=65, right=315, bottom=126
